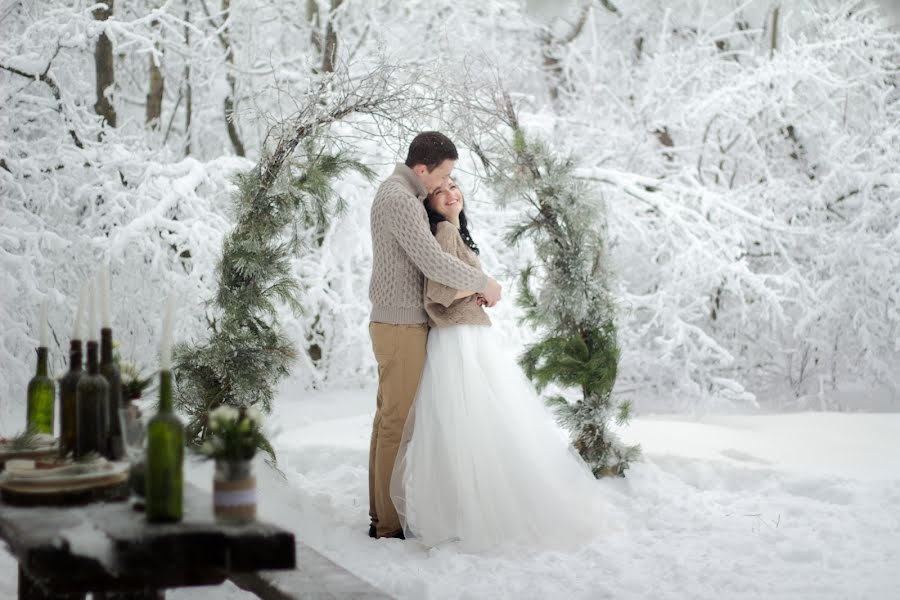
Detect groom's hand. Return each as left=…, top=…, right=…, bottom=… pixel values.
left=481, top=278, right=502, bottom=307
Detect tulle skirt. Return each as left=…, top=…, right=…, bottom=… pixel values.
left=390, top=324, right=608, bottom=552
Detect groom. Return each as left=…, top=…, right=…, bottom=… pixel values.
left=367, top=132, right=502, bottom=539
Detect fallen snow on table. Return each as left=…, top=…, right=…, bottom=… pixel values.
left=2, top=387, right=898, bottom=599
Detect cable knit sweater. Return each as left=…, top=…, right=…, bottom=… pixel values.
left=369, top=164, right=488, bottom=324
left=425, top=221, right=492, bottom=328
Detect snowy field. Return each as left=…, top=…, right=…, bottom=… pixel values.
left=3, top=1, right=900, bottom=598
left=5, top=386, right=895, bottom=600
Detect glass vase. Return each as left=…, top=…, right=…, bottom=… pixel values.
left=213, top=459, right=256, bottom=523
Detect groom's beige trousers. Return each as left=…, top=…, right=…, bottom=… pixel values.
left=368, top=321, right=428, bottom=537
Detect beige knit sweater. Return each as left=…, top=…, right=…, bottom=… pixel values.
left=425, top=221, right=492, bottom=328
left=369, top=164, right=488, bottom=324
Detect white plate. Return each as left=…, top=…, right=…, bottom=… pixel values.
left=0, top=460, right=129, bottom=485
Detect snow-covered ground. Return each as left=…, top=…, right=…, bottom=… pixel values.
left=2, top=386, right=898, bottom=599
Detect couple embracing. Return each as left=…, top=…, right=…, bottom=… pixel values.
left=367, top=132, right=606, bottom=552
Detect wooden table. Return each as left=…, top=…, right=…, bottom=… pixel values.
left=0, top=484, right=295, bottom=599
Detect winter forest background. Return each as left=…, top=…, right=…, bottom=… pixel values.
left=2, top=0, right=900, bottom=433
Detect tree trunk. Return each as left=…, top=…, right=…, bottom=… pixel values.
left=541, top=40, right=564, bottom=106
left=320, top=0, right=343, bottom=74
left=539, top=1, right=592, bottom=110
left=146, top=19, right=164, bottom=129
left=307, top=0, right=342, bottom=74
left=306, top=0, right=322, bottom=57
left=769, top=4, right=780, bottom=58
left=184, top=0, right=193, bottom=155
left=93, top=1, right=117, bottom=129
left=222, top=0, right=245, bottom=156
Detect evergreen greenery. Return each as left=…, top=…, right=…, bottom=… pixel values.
left=3, top=427, right=41, bottom=451
left=489, top=101, right=640, bottom=477
left=199, top=405, right=275, bottom=463
left=174, top=138, right=372, bottom=444
left=115, top=352, right=156, bottom=400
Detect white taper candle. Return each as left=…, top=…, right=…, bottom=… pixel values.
left=39, top=299, right=49, bottom=348
left=73, top=284, right=87, bottom=340
left=76, top=284, right=88, bottom=341
left=100, top=262, right=112, bottom=329
left=87, top=281, right=98, bottom=343
left=160, top=293, right=177, bottom=370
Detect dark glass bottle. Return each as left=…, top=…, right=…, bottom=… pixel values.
left=76, top=341, right=109, bottom=458
left=145, top=370, right=183, bottom=523
left=27, top=347, right=55, bottom=434
left=59, top=340, right=83, bottom=457
left=100, top=328, right=124, bottom=460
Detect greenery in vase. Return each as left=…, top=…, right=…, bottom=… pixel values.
left=119, top=359, right=156, bottom=401
left=199, top=405, right=275, bottom=463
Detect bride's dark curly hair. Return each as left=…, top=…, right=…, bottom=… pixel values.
left=423, top=185, right=481, bottom=255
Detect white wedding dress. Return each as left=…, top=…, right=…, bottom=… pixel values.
left=390, top=323, right=609, bottom=552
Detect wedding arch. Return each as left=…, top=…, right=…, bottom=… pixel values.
left=172, top=68, right=631, bottom=476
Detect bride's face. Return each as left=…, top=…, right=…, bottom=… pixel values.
left=428, top=179, right=463, bottom=222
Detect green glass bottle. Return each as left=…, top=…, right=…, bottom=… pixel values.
left=100, top=328, right=124, bottom=460
left=27, top=347, right=55, bottom=434
left=145, top=369, right=183, bottom=523
left=59, top=340, right=83, bottom=457
left=76, top=341, right=109, bottom=458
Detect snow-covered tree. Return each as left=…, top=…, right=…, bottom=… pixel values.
left=3, top=0, right=899, bottom=431
left=555, top=1, right=900, bottom=410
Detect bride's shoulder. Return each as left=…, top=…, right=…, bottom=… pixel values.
left=433, top=221, right=460, bottom=244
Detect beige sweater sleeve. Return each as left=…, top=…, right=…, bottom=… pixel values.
left=387, top=194, right=488, bottom=293
left=426, top=223, right=464, bottom=308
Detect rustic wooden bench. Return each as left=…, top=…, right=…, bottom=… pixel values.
left=229, top=544, right=391, bottom=600
left=0, top=483, right=294, bottom=599
left=0, top=482, right=391, bottom=599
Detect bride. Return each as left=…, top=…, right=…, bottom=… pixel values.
left=390, top=178, right=608, bottom=552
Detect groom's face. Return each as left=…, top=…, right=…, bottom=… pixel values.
left=415, top=159, right=456, bottom=195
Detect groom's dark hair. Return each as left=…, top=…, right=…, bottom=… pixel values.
left=405, top=132, right=458, bottom=171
